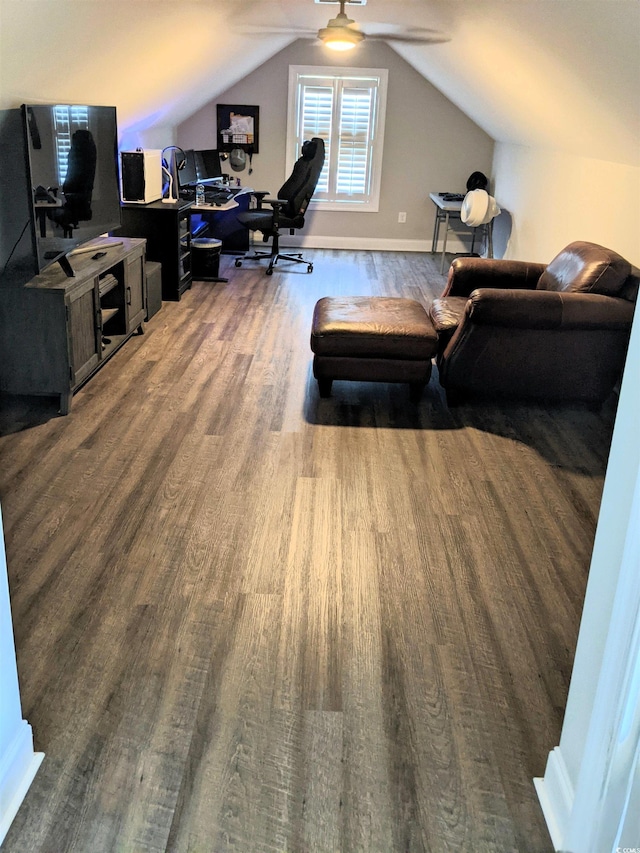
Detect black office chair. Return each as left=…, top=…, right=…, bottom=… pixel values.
left=234, top=137, right=325, bottom=275
left=49, top=129, right=97, bottom=238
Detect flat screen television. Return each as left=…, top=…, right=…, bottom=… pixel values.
left=195, top=149, right=223, bottom=183
left=21, top=104, right=121, bottom=276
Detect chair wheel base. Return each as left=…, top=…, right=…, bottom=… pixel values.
left=237, top=249, right=315, bottom=275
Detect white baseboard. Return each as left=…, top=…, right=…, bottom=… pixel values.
left=276, top=234, right=479, bottom=255
left=534, top=747, right=574, bottom=852
left=278, top=235, right=434, bottom=252
left=0, top=721, right=44, bottom=846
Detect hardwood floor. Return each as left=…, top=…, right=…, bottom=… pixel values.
left=0, top=249, right=617, bottom=852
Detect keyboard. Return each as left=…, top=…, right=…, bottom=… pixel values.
left=179, top=187, right=234, bottom=205
left=204, top=191, right=234, bottom=205
left=438, top=192, right=466, bottom=202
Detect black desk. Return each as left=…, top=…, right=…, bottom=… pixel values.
left=189, top=190, right=251, bottom=254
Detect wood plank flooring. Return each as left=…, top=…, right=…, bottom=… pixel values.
left=0, top=249, right=617, bottom=852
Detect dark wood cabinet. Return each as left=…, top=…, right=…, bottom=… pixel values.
left=119, top=199, right=193, bottom=301
left=68, top=281, right=101, bottom=387
left=0, top=237, right=146, bottom=414
left=125, top=251, right=146, bottom=325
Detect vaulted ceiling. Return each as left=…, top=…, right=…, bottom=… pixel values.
left=1, top=0, right=638, bottom=167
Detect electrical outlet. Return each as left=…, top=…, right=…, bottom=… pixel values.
left=398, top=211, right=407, bottom=223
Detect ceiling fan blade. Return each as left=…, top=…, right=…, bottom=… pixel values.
left=365, top=32, right=451, bottom=45
left=233, top=12, right=451, bottom=47
left=235, top=24, right=317, bottom=35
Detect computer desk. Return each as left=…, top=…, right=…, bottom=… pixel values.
left=430, top=192, right=493, bottom=273
left=189, top=188, right=252, bottom=254
left=192, top=198, right=239, bottom=212
left=34, top=198, right=63, bottom=237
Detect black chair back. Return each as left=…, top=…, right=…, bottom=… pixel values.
left=278, top=138, right=325, bottom=225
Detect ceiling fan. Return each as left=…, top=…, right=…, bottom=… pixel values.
left=238, top=1, right=450, bottom=51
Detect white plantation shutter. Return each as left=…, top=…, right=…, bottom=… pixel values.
left=336, top=86, right=373, bottom=197
left=288, top=66, right=388, bottom=211
left=53, top=105, right=89, bottom=185
left=300, top=85, right=333, bottom=194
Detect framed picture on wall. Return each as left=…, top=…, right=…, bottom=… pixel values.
left=216, top=104, right=259, bottom=153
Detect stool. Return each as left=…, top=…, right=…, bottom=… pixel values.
left=310, top=296, right=438, bottom=401
left=191, top=237, right=226, bottom=283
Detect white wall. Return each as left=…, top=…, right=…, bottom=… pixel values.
left=178, top=39, right=494, bottom=251
left=0, top=1, right=286, bottom=143
left=492, top=143, right=640, bottom=264
left=494, top=141, right=640, bottom=851
left=0, top=505, right=43, bottom=846
left=535, top=298, right=640, bottom=852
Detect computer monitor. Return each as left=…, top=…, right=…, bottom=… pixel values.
left=178, top=149, right=198, bottom=188
left=195, top=149, right=222, bottom=183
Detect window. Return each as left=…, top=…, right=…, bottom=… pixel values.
left=287, top=65, right=388, bottom=212
left=53, top=105, right=90, bottom=185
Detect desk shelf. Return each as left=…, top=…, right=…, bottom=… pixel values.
left=119, top=199, right=194, bottom=301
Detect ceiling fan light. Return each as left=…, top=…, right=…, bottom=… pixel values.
left=318, top=25, right=364, bottom=49
left=323, top=37, right=358, bottom=50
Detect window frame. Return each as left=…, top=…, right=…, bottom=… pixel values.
left=286, top=65, right=389, bottom=213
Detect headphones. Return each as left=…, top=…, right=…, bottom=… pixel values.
left=161, top=145, right=186, bottom=171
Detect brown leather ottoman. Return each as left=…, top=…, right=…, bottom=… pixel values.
left=310, top=296, right=438, bottom=401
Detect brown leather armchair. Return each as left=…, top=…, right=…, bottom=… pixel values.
left=429, top=241, right=638, bottom=406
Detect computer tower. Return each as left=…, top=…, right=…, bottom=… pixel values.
left=120, top=149, right=163, bottom=204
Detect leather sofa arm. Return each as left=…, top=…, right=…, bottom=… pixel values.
left=464, top=288, right=636, bottom=330
left=443, top=257, right=546, bottom=297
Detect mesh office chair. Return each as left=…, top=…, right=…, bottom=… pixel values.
left=234, top=138, right=325, bottom=275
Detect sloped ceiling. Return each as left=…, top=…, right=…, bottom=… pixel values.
left=1, top=0, right=638, bottom=166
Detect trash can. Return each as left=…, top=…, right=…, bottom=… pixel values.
left=191, top=237, right=224, bottom=282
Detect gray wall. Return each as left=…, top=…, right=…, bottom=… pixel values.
left=178, top=40, right=494, bottom=248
